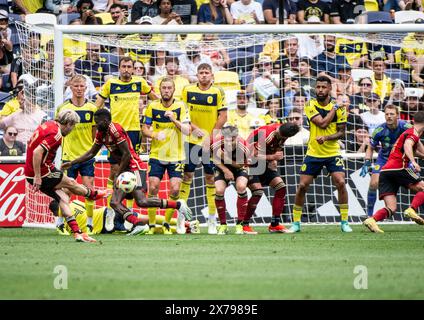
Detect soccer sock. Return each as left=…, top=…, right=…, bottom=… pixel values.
left=206, top=184, right=217, bottom=215
left=123, top=211, right=140, bottom=225
left=106, top=178, right=114, bottom=208
left=215, top=194, right=226, bottom=224
left=367, top=189, right=377, bottom=217
left=271, top=184, right=286, bottom=226
left=148, top=194, right=157, bottom=225
left=126, top=198, right=134, bottom=210
left=65, top=216, right=81, bottom=234
left=244, top=189, right=263, bottom=225
left=411, top=192, right=424, bottom=211
left=165, top=194, right=179, bottom=223
left=56, top=215, right=64, bottom=227
left=373, top=207, right=390, bottom=222
left=339, top=204, right=349, bottom=222
left=85, top=199, right=94, bottom=226
left=179, top=180, right=192, bottom=202
left=237, top=191, right=248, bottom=224
left=293, top=205, right=302, bottom=223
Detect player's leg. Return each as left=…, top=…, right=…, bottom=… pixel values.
left=404, top=181, right=424, bottom=225
left=126, top=131, right=141, bottom=210
left=286, top=174, right=314, bottom=233
left=330, top=171, right=352, bottom=233
left=166, top=162, right=184, bottom=234
left=205, top=171, right=218, bottom=234
left=80, top=159, right=96, bottom=233
left=267, top=176, right=288, bottom=233
left=235, top=174, right=249, bottom=235
left=215, top=176, right=228, bottom=235
left=147, top=159, right=165, bottom=234
left=180, top=142, right=199, bottom=202
left=367, top=170, right=380, bottom=217
left=55, top=174, right=105, bottom=200
left=244, top=178, right=263, bottom=234
left=107, top=163, right=119, bottom=207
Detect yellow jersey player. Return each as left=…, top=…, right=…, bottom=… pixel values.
left=142, top=77, right=191, bottom=235
left=227, top=90, right=255, bottom=140
left=180, top=63, right=227, bottom=234
left=287, top=76, right=352, bottom=233
left=95, top=56, right=159, bottom=207
left=55, top=75, right=97, bottom=235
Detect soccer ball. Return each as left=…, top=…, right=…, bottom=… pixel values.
left=116, top=171, right=137, bottom=193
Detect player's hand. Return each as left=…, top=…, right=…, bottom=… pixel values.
left=360, top=160, right=371, bottom=177
left=155, top=131, right=167, bottom=141
left=164, top=110, right=176, bottom=121
left=273, top=151, right=284, bottom=160
left=61, top=162, right=72, bottom=170
left=33, top=176, right=42, bottom=192
left=316, top=136, right=326, bottom=145
left=224, top=170, right=235, bottom=181
left=192, top=128, right=205, bottom=138
left=409, top=161, right=421, bottom=173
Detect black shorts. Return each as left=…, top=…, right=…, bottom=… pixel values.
left=214, top=166, right=249, bottom=183
left=248, top=166, right=281, bottom=187
left=26, top=168, right=64, bottom=202
left=379, top=168, right=422, bottom=199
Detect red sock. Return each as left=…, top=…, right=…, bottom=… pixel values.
left=373, top=208, right=389, bottom=222
left=125, top=214, right=140, bottom=225
left=237, top=193, right=248, bottom=222
left=66, top=218, right=81, bottom=234
left=215, top=196, right=226, bottom=224
left=272, top=187, right=286, bottom=217
left=166, top=200, right=177, bottom=209
left=245, top=194, right=262, bottom=223
left=411, top=192, right=424, bottom=211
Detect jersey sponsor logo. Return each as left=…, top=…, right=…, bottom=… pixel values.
left=187, top=92, right=218, bottom=106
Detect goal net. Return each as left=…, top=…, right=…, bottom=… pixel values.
left=15, top=21, right=424, bottom=227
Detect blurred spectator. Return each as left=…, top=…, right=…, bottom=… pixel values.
left=12, top=0, right=44, bottom=15
left=0, top=126, right=26, bottom=156
left=154, top=57, right=189, bottom=100
left=247, top=55, right=279, bottom=102
left=335, top=37, right=368, bottom=68
left=371, top=57, right=391, bottom=102
left=200, top=33, right=230, bottom=71
left=0, top=86, right=22, bottom=121
left=131, top=0, right=157, bottom=22
left=330, top=0, right=364, bottom=24
left=77, top=0, right=102, bottom=24
left=285, top=107, right=310, bottom=146
left=297, top=57, right=316, bottom=98
left=282, top=72, right=300, bottom=115
left=63, top=18, right=87, bottom=61
left=336, top=93, right=353, bottom=113
left=315, top=35, right=349, bottom=81
left=64, top=57, right=98, bottom=100
left=386, top=79, right=406, bottom=109
left=109, top=3, right=127, bottom=24
left=263, top=0, right=297, bottom=24
left=172, top=0, right=198, bottom=24
left=296, top=34, right=324, bottom=59
left=231, top=0, right=264, bottom=24
left=400, top=88, right=424, bottom=121
left=398, top=0, right=422, bottom=10
left=296, top=0, right=330, bottom=24
left=361, top=93, right=385, bottom=134
left=0, top=10, right=14, bottom=76
left=351, top=77, right=373, bottom=113
left=148, top=49, right=167, bottom=83
left=152, top=0, right=183, bottom=42
left=292, top=91, right=308, bottom=115
left=45, top=1, right=79, bottom=14
left=227, top=90, right=255, bottom=139
left=345, top=123, right=370, bottom=153
left=178, top=42, right=213, bottom=82
left=10, top=56, right=23, bottom=89
left=402, top=28, right=424, bottom=77
left=134, top=60, right=146, bottom=76
left=367, top=39, right=396, bottom=67
left=333, top=64, right=356, bottom=97
left=75, top=43, right=111, bottom=89
left=92, top=0, right=114, bottom=12
left=346, top=111, right=364, bottom=132
left=198, top=0, right=233, bottom=24
left=261, top=94, right=281, bottom=124
left=281, top=37, right=300, bottom=73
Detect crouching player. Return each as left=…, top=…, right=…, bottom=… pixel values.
left=211, top=123, right=250, bottom=235
left=364, top=111, right=424, bottom=233
left=25, top=109, right=106, bottom=243
left=62, top=109, right=191, bottom=236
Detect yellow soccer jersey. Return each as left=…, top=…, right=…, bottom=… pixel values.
left=371, top=74, right=391, bottom=100
left=335, top=38, right=367, bottom=66
left=63, top=38, right=87, bottom=62
left=144, top=99, right=190, bottom=162
left=181, top=84, right=227, bottom=145
left=65, top=200, right=106, bottom=234
left=260, top=114, right=281, bottom=125
left=123, top=34, right=163, bottom=64
left=402, top=33, right=424, bottom=56
left=0, top=98, right=20, bottom=117
left=305, top=99, right=347, bottom=158
left=227, top=110, right=254, bottom=140
left=99, top=76, right=151, bottom=131
left=154, top=75, right=189, bottom=101
left=55, top=100, right=97, bottom=161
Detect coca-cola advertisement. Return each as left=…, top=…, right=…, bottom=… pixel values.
left=0, top=163, right=26, bottom=227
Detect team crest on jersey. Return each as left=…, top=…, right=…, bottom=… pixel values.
left=85, top=113, right=91, bottom=121
left=132, top=84, right=137, bottom=91
left=207, top=96, right=213, bottom=104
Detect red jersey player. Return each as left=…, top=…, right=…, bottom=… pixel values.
left=364, top=111, right=424, bottom=233
left=25, top=109, right=105, bottom=243
left=211, top=123, right=251, bottom=235
left=62, top=109, right=192, bottom=236
left=244, top=122, right=299, bottom=234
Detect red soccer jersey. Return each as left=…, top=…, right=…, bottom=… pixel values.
left=246, top=123, right=286, bottom=156
left=210, top=135, right=250, bottom=167
left=383, top=127, right=421, bottom=170
left=95, top=122, right=144, bottom=171
left=24, top=121, right=62, bottom=178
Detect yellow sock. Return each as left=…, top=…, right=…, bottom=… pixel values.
left=106, top=178, right=114, bottom=208
left=148, top=194, right=157, bottom=225
left=165, top=194, right=179, bottom=223
left=179, top=180, right=192, bottom=202
left=127, top=199, right=134, bottom=210
left=85, top=199, right=94, bottom=225
left=293, top=205, right=302, bottom=223
left=153, top=215, right=177, bottom=226
left=206, top=184, right=216, bottom=215
left=340, top=204, right=349, bottom=222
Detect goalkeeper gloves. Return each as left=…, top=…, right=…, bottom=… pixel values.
left=360, top=160, right=372, bottom=177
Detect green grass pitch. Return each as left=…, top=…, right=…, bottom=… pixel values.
left=1, top=225, right=424, bottom=300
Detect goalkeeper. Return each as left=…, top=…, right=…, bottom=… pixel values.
left=359, top=105, right=412, bottom=217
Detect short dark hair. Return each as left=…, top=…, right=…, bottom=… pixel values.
left=94, top=108, right=112, bottom=121
left=197, top=63, right=212, bottom=72
left=413, top=111, right=424, bottom=123
left=316, top=75, right=332, bottom=85
left=119, top=56, right=134, bottom=67
left=110, top=3, right=124, bottom=10
left=165, top=56, right=179, bottom=65
left=76, top=0, right=94, bottom=10
left=289, top=107, right=302, bottom=115
left=384, top=104, right=399, bottom=114
left=279, top=122, right=300, bottom=138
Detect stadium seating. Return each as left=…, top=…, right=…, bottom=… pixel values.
left=351, top=68, right=374, bottom=82
left=58, top=13, right=80, bottom=25
left=1, top=73, right=11, bottom=92
left=25, top=13, right=57, bottom=27
left=364, top=0, right=379, bottom=12
left=95, top=12, right=113, bottom=25
left=365, top=11, right=393, bottom=24
left=385, top=68, right=411, bottom=83
left=395, top=10, right=424, bottom=24
left=214, top=71, right=241, bottom=91
left=0, top=0, right=8, bottom=12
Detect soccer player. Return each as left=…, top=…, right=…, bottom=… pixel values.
left=287, top=76, right=352, bottom=233
left=62, top=109, right=192, bottom=236
left=359, top=105, right=412, bottom=217
left=211, top=123, right=251, bottom=235
left=180, top=63, right=227, bottom=234
left=142, top=77, right=191, bottom=235
left=55, top=75, right=98, bottom=235
left=364, top=111, right=424, bottom=233
left=244, top=122, right=300, bottom=234
left=96, top=56, right=159, bottom=208
left=25, top=109, right=105, bottom=243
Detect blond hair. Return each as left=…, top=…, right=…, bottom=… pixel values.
left=70, top=74, right=87, bottom=84
left=56, top=109, right=80, bottom=125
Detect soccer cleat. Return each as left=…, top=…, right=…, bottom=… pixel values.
left=104, top=208, right=115, bottom=232
left=177, top=199, right=192, bottom=220
left=286, top=222, right=301, bottom=233
left=147, top=226, right=156, bottom=235
left=242, top=225, right=258, bottom=235
left=341, top=221, right=353, bottom=233
left=74, top=232, right=97, bottom=243
left=208, top=218, right=218, bottom=234
left=56, top=224, right=70, bottom=236
left=87, top=189, right=108, bottom=201
left=268, top=224, right=288, bottom=233
left=217, top=224, right=229, bottom=235
left=176, top=209, right=186, bottom=235
left=363, top=217, right=384, bottom=233
left=86, top=224, right=94, bottom=235
left=162, top=223, right=173, bottom=235
left=127, top=224, right=149, bottom=236
left=235, top=224, right=244, bottom=235
left=188, top=220, right=200, bottom=234
left=404, top=207, right=424, bottom=225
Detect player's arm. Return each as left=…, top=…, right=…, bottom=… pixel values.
left=404, top=138, right=420, bottom=172
left=164, top=110, right=191, bottom=136
left=310, top=107, right=337, bottom=129
left=95, top=95, right=106, bottom=109
left=148, top=90, right=160, bottom=101
left=415, top=140, right=424, bottom=159
left=212, top=109, right=228, bottom=138
left=116, top=140, right=131, bottom=175
left=316, top=123, right=346, bottom=144
left=32, top=145, right=45, bottom=191
left=61, top=143, right=102, bottom=169
left=211, top=144, right=235, bottom=181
